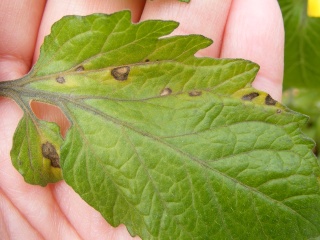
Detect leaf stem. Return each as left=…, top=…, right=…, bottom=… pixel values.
left=0, top=76, right=25, bottom=97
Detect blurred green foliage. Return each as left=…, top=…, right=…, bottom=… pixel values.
left=279, top=0, right=320, bottom=156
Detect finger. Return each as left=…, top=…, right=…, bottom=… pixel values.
left=0, top=0, right=45, bottom=80
left=52, top=182, right=141, bottom=239
left=0, top=189, right=43, bottom=239
left=220, top=0, right=284, bottom=101
left=140, top=0, right=232, bottom=57
left=31, top=0, right=146, bottom=136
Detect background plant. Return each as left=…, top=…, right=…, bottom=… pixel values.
left=279, top=0, right=320, bottom=157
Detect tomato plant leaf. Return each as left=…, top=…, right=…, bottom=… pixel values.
left=1, top=10, right=320, bottom=239
left=11, top=114, right=63, bottom=186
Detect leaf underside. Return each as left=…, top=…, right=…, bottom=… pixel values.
left=3, top=11, right=320, bottom=239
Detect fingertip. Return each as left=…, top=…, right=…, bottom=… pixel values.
left=0, top=0, right=46, bottom=79
left=221, top=0, right=284, bottom=101
left=252, top=75, right=283, bottom=102
left=140, top=0, right=232, bottom=57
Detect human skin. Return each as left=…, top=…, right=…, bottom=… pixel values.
left=0, top=0, right=284, bottom=239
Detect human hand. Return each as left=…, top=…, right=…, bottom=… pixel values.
left=0, top=0, right=284, bottom=239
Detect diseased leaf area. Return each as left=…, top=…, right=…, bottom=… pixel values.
left=1, top=11, right=320, bottom=239
left=10, top=114, right=63, bottom=186
left=278, top=0, right=320, bottom=88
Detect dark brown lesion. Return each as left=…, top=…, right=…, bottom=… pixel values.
left=75, top=65, right=85, bottom=72
left=56, top=76, right=65, bottom=84
left=189, top=90, right=202, bottom=97
left=242, top=92, right=259, bottom=101
left=42, top=142, right=60, bottom=168
left=111, top=66, right=130, bottom=81
left=265, top=94, right=277, bottom=105
left=160, top=88, right=172, bottom=96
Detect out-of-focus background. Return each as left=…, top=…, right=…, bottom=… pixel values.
left=279, top=0, right=320, bottom=158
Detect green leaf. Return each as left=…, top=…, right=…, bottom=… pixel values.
left=283, top=89, right=320, bottom=119
left=11, top=114, right=63, bottom=186
left=283, top=88, right=320, bottom=157
left=278, top=0, right=320, bottom=88
left=1, top=10, right=320, bottom=239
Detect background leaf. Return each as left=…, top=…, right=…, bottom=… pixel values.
left=3, top=11, right=320, bottom=239
left=283, top=88, right=320, bottom=156
left=278, top=0, right=320, bottom=89
left=279, top=0, right=320, bottom=159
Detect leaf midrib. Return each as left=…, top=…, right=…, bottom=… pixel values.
left=62, top=98, right=319, bottom=232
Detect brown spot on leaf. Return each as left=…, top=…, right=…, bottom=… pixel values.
left=42, top=142, right=60, bottom=168
left=145, top=59, right=150, bottom=62
left=56, top=76, right=65, bottom=84
left=75, top=66, right=84, bottom=71
left=242, top=92, right=259, bottom=101
left=160, top=88, right=172, bottom=96
left=265, top=94, right=277, bottom=105
left=111, top=66, right=130, bottom=81
left=189, top=90, right=202, bottom=97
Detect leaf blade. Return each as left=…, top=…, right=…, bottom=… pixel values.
left=11, top=115, right=63, bottom=186
left=60, top=92, right=320, bottom=238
